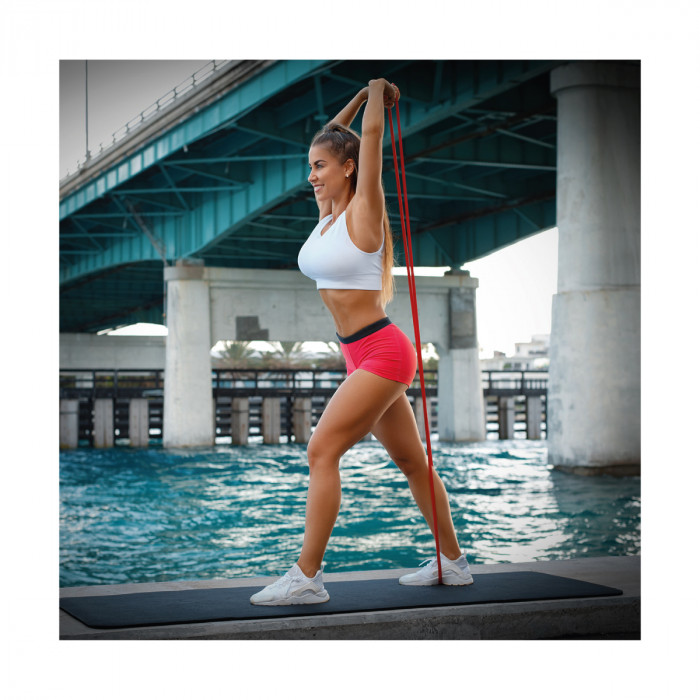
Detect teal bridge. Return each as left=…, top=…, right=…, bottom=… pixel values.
left=60, top=59, right=562, bottom=332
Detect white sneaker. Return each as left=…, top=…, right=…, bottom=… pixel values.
left=399, top=553, right=474, bottom=586
left=250, top=563, right=330, bottom=605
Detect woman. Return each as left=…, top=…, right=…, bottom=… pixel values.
left=250, top=79, right=473, bottom=606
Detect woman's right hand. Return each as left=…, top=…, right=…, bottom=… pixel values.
left=368, top=79, right=399, bottom=108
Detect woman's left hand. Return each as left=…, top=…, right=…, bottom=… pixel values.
left=384, top=83, right=400, bottom=109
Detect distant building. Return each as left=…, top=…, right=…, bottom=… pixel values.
left=481, top=334, right=550, bottom=371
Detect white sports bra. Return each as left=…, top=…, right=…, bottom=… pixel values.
left=297, top=210, right=384, bottom=290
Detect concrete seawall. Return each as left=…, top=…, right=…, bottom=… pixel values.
left=60, top=555, right=639, bottom=640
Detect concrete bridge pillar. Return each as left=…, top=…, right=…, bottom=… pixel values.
left=548, top=61, right=640, bottom=474
left=163, top=260, right=214, bottom=448
left=436, top=272, right=485, bottom=442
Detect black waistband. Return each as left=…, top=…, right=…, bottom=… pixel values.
left=336, top=317, right=392, bottom=344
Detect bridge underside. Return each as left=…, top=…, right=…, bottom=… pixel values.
left=60, top=59, right=560, bottom=332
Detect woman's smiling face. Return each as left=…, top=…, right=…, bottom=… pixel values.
left=308, top=144, right=353, bottom=201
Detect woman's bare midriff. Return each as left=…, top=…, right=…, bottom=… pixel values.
left=319, top=289, right=386, bottom=338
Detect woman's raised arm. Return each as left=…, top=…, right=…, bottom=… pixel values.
left=349, top=79, right=399, bottom=249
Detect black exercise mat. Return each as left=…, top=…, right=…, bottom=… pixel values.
left=60, top=571, right=622, bottom=629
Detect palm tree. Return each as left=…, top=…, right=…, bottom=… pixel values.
left=261, top=341, right=309, bottom=368
left=313, top=341, right=344, bottom=370
left=213, top=340, right=257, bottom=368
left=421, top=343, right=439, bottom=371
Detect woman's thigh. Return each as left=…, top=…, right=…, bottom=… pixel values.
left=309, top=369, right=407, bottom=463
left=371, top=393, right=427, bottom=476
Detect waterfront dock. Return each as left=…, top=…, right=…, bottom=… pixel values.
left=60, top=555, right=639, bottom=640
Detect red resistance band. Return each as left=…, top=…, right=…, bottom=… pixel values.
left=387, top=95, right=443, bottom=584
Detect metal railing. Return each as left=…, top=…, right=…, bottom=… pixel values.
left=59, top=368, right=545, bottom=399
left=60, top=369, right=164, bottom=400
left=62, top=60, right=232, bottom=179
left=482, top=369, right=549, bottom=395
left=59, top=368, right=547, bottom=445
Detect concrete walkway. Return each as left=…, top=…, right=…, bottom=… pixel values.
left=59, top=555, right=640, bottom=640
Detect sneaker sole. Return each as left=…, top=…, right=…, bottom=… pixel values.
left=250, top=590, right=330, bottom=606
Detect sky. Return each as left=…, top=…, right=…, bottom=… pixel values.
left=60, top=59, right=558, bottom=358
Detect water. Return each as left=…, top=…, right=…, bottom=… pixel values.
left=59, top=440, right=640, bottom=587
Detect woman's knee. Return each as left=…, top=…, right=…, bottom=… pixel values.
left=393, top=453, right=428, bottom=478
left=307, top=435, right=341, bottom=475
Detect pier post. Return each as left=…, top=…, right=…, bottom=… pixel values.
left=498, top=397, right=515, bottom=440
left=129, top=399, right=150, bottom=447
left=60, top=399, right=79, bottom=449
left=163, top=260, right=214, bottom=448
left=413, top=397, right=426, bottom=442
left=262, top=397, right=281, bottom=444
left=293, top=398, right=311, bottom=443
left=549, top=61, right=640, bottom=474
left=437, top=272, right=485, bottom=442
left=93, top=399, right=114, bottom=448
left=526, top=396, right=542, bottom=440
left=231, top=398, right=249, bottom=445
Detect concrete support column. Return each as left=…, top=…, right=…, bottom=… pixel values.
left=93, top=399, right=114, bottom=448
left=293, top=398, right=312, bottom=444
left=163, top=260, right=214, bottom=448
left=231, top=398, right=249, bottom=445
left=129, top=399, right=150, bottom=447
left=60, top=399, right=79, bottom=449
left=437, top=272, right=485, bottom=442
left=526, top=396, right=543, bottom=440
left=498, top=397, right=515, bottom=440
left=262, top=397, right=281, bottom=444
left=549, top=61, right=640, bottom=474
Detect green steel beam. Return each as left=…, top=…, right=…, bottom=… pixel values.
left=61, top=232, right=140, bottom=238
left=223, top=234, right=306, bottom=242
left=110, top=192, right=188, bottom=213
left=115, top=186, right=247, bottom=193
left=233, top=123, right=308, bottom=149
left=166, top=154, right=305, bottom=164
left=69, top=213, right=181, bottom=219
left=415, top=157, right=556, bottom=171
left=403, top=171, right=507, bottom=199
left=495, top=127, right=556, bottom=149
left=414, top=189, right=555, bottom=235
left=157, top=164, right=191, bottom=210
left=164, top=162, right=250, bottom=186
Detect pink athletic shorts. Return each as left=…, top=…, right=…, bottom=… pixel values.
left=337, top=317, right=417, bottom=387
